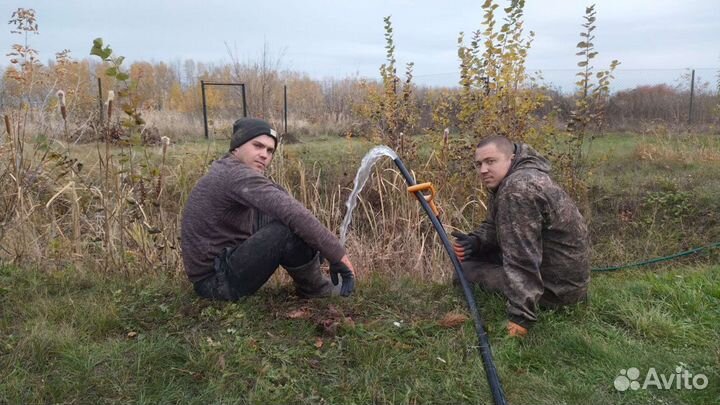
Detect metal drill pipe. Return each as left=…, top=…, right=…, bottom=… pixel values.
left=393, top=157, right=507, bottom=405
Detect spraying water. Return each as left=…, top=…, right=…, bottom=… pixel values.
left=339, top=145, right=398, bottom=245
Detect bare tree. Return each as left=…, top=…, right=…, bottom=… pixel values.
left=225, top=40, right=285, bottom=120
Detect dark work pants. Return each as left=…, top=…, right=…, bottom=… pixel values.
left=193, top=222, right=316, bottom=300
left=458, top=249, right=505, bottom=293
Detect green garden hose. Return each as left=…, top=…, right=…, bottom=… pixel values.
left=592, top=241, right=720, bottom=272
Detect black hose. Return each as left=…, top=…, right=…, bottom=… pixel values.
left=393, top=157, right=507, bottom=405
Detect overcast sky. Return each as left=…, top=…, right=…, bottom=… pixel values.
left=2, top=0, right=718, bottom=91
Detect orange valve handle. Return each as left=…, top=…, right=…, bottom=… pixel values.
left=407, top=182, right=440, bottom=216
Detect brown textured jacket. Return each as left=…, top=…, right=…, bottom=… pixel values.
left=470, top=143, right=590, bottom=328
left=181, top=155, right=345, bottom=283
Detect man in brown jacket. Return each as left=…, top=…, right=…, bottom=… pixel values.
left=181, top=118, right=356, bottom=300
left=452, top=135, right=590, bottom=337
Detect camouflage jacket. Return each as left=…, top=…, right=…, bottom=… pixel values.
left=469, top=143, right=590, bottom=328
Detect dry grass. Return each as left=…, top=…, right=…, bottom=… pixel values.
left=268, top=153, right=473, bottom=285
left=3, top=112, right=718, bottom=285
left=139, top=110, right=353, bottom=143
left=1, top=114, right=186, bottom=275
left=632, top=131, right=720, bottom=163
left=0, top=113, right=482, bottom=285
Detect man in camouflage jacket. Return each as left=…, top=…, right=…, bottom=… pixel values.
left=452, top=135, right=590, bottom=337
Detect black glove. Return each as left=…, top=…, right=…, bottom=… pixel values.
left=330, top=261, right=355, bottom=297
left=451, top=231, right=480, bottom=260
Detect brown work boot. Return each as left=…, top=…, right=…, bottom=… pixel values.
left=284, top=253, right=334, bottom=298
left=507, top=321, right=528, bottom=337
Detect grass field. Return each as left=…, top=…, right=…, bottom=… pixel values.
left=1, top=131, right=719, bottom=404
left=1, top=263, right=718, bottom=404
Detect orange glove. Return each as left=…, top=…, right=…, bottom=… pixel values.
left=507, top=321, right=528, bottom=337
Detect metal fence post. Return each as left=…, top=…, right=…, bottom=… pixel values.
left=242, top=84, right=248, bottom=118
left=201, top=80, right=210, bottom=139
left=688, top=69, right=695, bottom=125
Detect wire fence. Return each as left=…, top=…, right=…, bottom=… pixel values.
left=410, top=67, right=719, bottom=126
left=413, top=68, right=719, bottom=94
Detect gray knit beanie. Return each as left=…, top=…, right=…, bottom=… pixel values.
left=229, top=118, right=278, bottom=152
